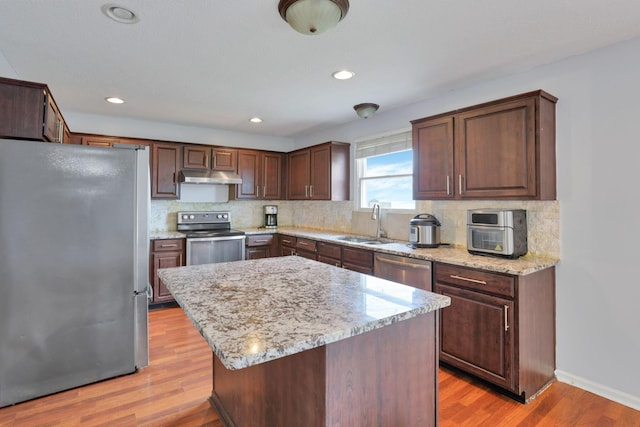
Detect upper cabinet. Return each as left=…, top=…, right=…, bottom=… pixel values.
left=233, top=149, right=285, bottom=200
left=287, top=141, right=350, bottom=201
left=183, top=145, right=237, bottom=171
left=0, top=77, right=70, bottom=143
left=412, top=90, right=557, bottom=200
left=152, top=143, right=181, bottom=199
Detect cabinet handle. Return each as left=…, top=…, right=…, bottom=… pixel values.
left=160, top=244, right=178, bottom=248
left=450, top=274, right=487, bottom=285
left=282, top=239, right=293, bottom=244
left=254, top=239, right=269, bottom=243
left=305, top=185, right=309, bottom=198
left=57, top=120, right=63, bottom=143
left=504, top=305, right=510, bottom=332
left=263, top=186, right=266, bottom=197
left=446, top=175, right=450, bottom=195
left=309, top=185, right=313, bottom=198
left=459, top=174, right=464, bottom=195
left=298, top=241, right=309, bottom=246
left=256, top=185, right=259, bottom=198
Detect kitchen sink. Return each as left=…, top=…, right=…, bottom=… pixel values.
left=337, top=236, right=391, bottom=245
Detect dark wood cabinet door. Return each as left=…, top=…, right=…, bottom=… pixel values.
left=246, top=246, right=270, bottom=260
left=0, top=80, right=44, bottom=140
left=342, top=247, right=373, bottom=274
left=309, top=145, right=331, bottom=200
left=212, top=148, right=237, bottom=171
left=455, top=97, right=537, bottom=199
left=262, top=151, right=284, bottom=200
left=151, top=143, right=180, bottom=199
left=236, top=149, right=260, bottom=199
left=152, top=251, right=183, bottom=303
left=287, top=149, right=311, bottom=199
left=183, top=145, right=211, bottom=169
left=435, top=283, right=515, bottom=392
left=413, top=116, right=455, bottom=199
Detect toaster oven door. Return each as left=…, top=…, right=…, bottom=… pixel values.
left=467, top=225, right=513, bottom=256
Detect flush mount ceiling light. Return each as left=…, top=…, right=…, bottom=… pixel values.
left=105, top=97, right=125, bottom=104
left=101, top=4, right=139, bottom=24
left=278, top=0, right=349, bottom=35
left=249, top=117, right=263, bottom=123
left=332, top=70, right=355, bottom=80
left=353, top=103, right=379, bottom=119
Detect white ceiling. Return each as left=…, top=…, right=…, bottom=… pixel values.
left=2, top=0, right=640, bottom=138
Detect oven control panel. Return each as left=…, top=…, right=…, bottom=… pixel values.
left=177, top=211, right=231, bottom=225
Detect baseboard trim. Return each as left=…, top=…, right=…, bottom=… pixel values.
left=555, top=370, right=640, bottom=411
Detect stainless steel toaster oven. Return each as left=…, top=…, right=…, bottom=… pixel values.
left=466, top=209, right=527, bottom=259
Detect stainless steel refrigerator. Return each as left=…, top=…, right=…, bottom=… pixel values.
left=0, top=139, right=150, bottom=407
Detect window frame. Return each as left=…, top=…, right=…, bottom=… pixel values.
left=354, top=130, right=415, bottom=213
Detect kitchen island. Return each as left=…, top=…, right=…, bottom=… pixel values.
left=158, top=256, right=451, bottom=427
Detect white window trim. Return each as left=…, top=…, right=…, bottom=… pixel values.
left=353, top=129, right=414, bottom=212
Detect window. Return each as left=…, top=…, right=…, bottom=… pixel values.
left=355, top=131, right=414, bottom=210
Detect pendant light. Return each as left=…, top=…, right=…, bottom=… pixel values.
left=278, top=0, right=349, bottom=35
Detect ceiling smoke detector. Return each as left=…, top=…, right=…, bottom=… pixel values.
left=278, top=0, right=349, bottom=35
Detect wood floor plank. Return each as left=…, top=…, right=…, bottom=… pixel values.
left=0, top=307, right=638, bottom=426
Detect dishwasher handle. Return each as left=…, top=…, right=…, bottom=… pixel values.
left=374, top=254, right=432, bottom=270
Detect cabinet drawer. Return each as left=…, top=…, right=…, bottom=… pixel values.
left=246, top=234, right=274, bottom=247
left=317, top=242, right=342, bottom=259
left=279, top=235, right=296, bottom=247
left=296, top=238, right=317, bottom=252
left=152, top=238, right=185, bottom=252
left=434, top=263, right=514, bottom=298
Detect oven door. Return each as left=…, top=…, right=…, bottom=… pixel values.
left=186, top=235, right=246, bottom=266
left=467, top=225, right=513, bottom=256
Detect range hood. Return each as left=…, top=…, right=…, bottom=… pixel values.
left=178, top=169, right=243, bottom=185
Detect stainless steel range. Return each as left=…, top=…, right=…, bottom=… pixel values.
left=177, top=211, right=246, bottom=265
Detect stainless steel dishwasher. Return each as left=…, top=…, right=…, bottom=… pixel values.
left=373, top=253, right=433, bottom=291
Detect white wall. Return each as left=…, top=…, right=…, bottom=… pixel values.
left=295, top=38, right=640, bottom=408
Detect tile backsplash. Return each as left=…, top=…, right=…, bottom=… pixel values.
left=151, top=199, right=559, bottom=258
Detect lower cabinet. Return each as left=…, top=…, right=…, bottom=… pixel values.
left=279, top=235, right=297, bottom=256
left=296, top=237, right=317, bottom=260
left=317, top=241, right=342, bottom=267
left=245, top=234, right=276, bottom=260
left=342, top=246, right=373, bottom=274
left=433, top=262, right=556, bottom=402
left=150, top=238, right=185, bottom=304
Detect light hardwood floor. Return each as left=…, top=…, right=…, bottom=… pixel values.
left=0, top=307, right=638, bottom=426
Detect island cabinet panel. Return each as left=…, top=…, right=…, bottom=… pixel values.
left=210, top=312, right=438, bottom=427
left=434, top=262, right=556, bottom=402
left=150, top=238, right=185, bottom=304
left=411, top=90, right=557, bottom=200
left=151, top=143, right=181, bottom=199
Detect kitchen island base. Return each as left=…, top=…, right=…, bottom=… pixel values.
left=209, top=312, right=438, bottom=427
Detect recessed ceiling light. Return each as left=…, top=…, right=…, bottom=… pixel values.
left=332, top=70, right=355, bottom=80
left=249, top=117, right=263, bottom=124
left=105, top=97, right=125, bottom=104
left=101, top=4, right=139, bottom=24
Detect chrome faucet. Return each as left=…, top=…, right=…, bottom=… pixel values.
left=371, top=203, right=386, bottom=239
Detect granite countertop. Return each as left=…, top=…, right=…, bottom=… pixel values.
left=243, top=227, right=559, bottom=276
left=150, top=231, right=185, bottom=240
left=158, top=256, right=451, bottom=370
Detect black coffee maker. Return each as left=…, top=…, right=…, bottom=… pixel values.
left=264, top=205, right=278, bottom=229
